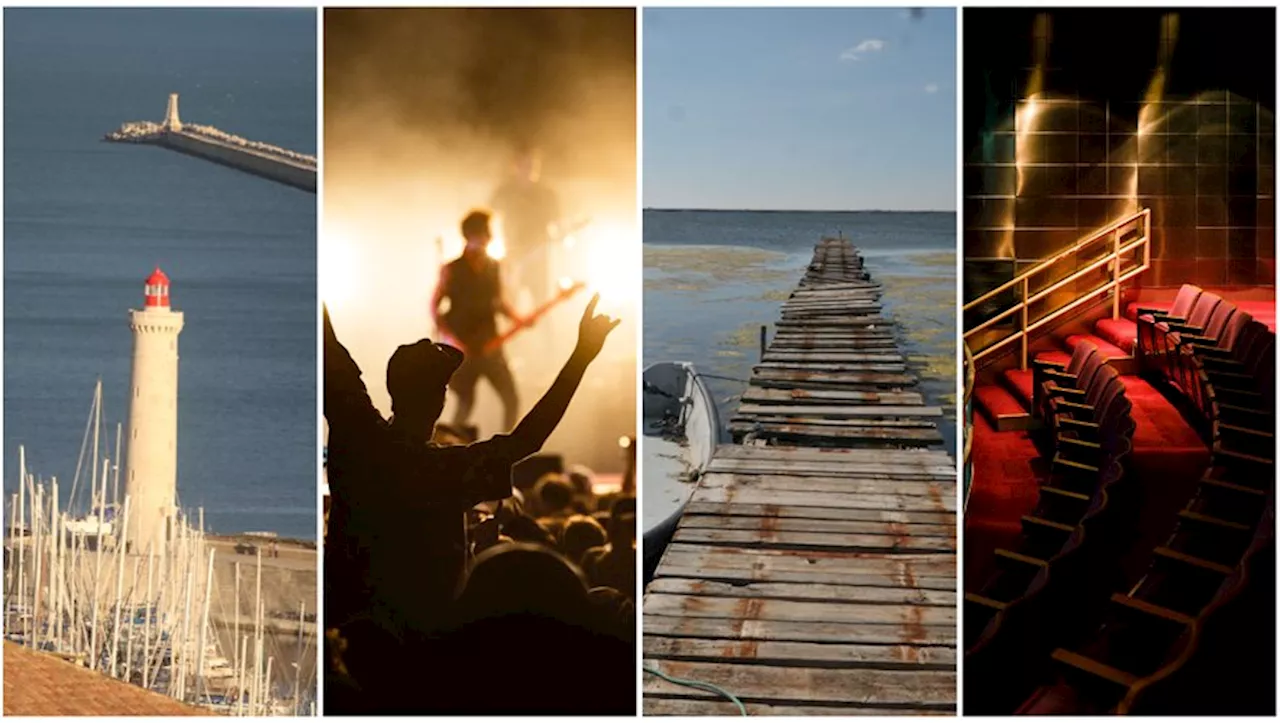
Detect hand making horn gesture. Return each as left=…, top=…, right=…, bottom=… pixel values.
left=573, top=293, right=621, bottom=362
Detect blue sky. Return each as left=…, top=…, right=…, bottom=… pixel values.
left=644, top=7, right=956, bottom=211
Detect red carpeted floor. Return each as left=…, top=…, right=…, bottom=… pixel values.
left=964, top=374, right=1209, bottom=591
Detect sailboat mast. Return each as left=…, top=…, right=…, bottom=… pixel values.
left=142, top=547, right=154, bottom=690
left=293, top=601, right=305, bottom=715
left=110, top=496, right=131, bottom=677
left=31, top=481, right=44, bottom=651
left=16, top=449, right=26, bottom=645
left=233, top=560, right=241, bottom=683
left=91, top=380, right=101, bottom=519
left=195, top=548, right=214, bottom=704
left=49, top=478, right=61, bottom=651
left=112, top=422, right=122, bottom=510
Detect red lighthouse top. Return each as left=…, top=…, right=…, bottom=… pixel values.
left=144, top=267, right=170, bottom=308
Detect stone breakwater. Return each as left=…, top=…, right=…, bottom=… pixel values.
left=104, top=121, right=317, bottom=193
left=104, top=121, right=317, bottom=168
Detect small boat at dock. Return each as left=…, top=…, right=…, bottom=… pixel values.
left=641, top=362, right=721, bottom=581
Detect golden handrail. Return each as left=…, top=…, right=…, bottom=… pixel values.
left=963, top=208, right=1152, bottom=369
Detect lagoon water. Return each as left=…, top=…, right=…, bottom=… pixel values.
left=4, top=9, right=317, bottom=539
left=643, top=209, right=957, bottom=455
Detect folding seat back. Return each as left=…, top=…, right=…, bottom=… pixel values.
left=1066, top=340, right=1097, bottom=375
left=1035, top=342, right=1098, bottom=415
left=1234, top=320, right=1270, bottom=364
left=1200, top=302, right=1237, bottom=344
left=1168, top=284, right=1203, bottom=319
left=1074, top=353, right=1107, bottom=395
left=1185, top=292, right=1223, bottom=330
left=1085, top=363, right=1120, bottom=408
left=1215, top=310, right=1253, bottom=353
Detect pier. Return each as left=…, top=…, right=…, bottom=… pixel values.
left=643, top=237, right=957, bottom=715
left=104, top=94, right=316, bottom=193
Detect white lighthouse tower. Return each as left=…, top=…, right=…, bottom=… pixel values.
left=124, top=268, right=185, bottom=556
left=163, top=92, right=183, bottom=132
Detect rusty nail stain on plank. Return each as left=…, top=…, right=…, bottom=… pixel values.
left=902, top=605, right=928, bottom=646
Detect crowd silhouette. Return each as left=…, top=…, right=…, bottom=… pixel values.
left=323, top=295, right=634, bottom=715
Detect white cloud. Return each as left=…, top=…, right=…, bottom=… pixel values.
left=839, top=38, right=886, bottom=62
left=924, top=83, right=940, bottom=94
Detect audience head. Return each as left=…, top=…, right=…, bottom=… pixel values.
left=534, top=474, right=575, bottom=517
left=560, top=514, right=607, bottom=565
left=502, top=514, right=555, bottom=548
left=456, top=542, right=589, bottom=623
left=386, top=341, right=463, bottom=433
left=608, top=496, right=636, bottom=548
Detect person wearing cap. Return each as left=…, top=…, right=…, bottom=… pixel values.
left=432, top=209, right=521, bottom=431
left=323, top=288, right=618, bottom=635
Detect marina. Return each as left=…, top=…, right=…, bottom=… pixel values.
left=3, top=385, right=318, bottom=715
left=642, top=237, right=957, bottom=715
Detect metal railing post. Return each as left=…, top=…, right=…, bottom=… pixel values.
left=1020, top=276, right=1030, bottom=370
left=1112, top=229, right=1121, bottom=319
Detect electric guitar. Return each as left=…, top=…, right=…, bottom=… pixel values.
left=438, top=281, right=587, bottom=357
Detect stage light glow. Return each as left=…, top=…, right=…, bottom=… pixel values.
left=321, top=228, right=361, bottom=307
left=582, top=220, right=639, bottom=309
left=486, top=235, right=507, bottom=261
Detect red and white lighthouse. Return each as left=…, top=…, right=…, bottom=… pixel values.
left=124, top=267, right=184, bottom=555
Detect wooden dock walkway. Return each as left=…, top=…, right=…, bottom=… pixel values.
left=643, top=237, right=957, bottom=715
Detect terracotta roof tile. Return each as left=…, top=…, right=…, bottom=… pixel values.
left=4, top=642, right=205, bottom=716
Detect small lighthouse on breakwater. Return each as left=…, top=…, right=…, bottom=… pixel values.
left=124, top=268, right=185, bottom=556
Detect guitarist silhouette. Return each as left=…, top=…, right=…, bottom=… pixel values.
left=433, top=210, right=523, bottom=432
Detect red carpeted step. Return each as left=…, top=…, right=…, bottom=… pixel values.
left=1002, top=368, right=1035, bottom=410
left=974, top=383, right=1032, bottom=432
left=1126, top=300, right=1172, bottom=322
left=1035, top=349, right=1073, bottom=367
left=1094, top=318, right=1137, bottom=354
left=1064, top=333, right=1129, bottom=361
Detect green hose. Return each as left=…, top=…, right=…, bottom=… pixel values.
left=643, top=664, right=748, bottom=715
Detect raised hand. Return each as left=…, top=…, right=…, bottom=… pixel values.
left=574, top=293, right=621, bottom=362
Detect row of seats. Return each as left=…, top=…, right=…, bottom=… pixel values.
left=1014, top=331, right=1276, bottom=714
left=964, top=343, right=1138, bottom=714
left=1136, top=284, right=1276, bottom=427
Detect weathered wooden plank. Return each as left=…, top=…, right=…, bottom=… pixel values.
left=751, top=369, right=917, bottom=387
left=676, top=515, right=954, bottom=538
left=730, top=414, right=939, bottom=429
left=644, top=594, right=956, bottom=627
left=645, top=577, right=957, bottom=606
left=644, top=636, right=956, bottom=669
left=683, top=500, right=955, bottom=525
left=706, top=455, right=954, bottom=478
left=642, top=659, right=957, bottom=708
left=763, top=352, right=906, bottom=364
left=716, top=444, right=954, bottom=463
left=755, top=362, right=909, bottom=372
left=769, top=340, right=901, bottom=351
left=731, top=422, right=944, bottom=445
left=673, top=527, right=956, bottom=553
left=655, top=565, right=956, bottom=591
left=644, top=615, right=956, bottom=647
left=742, top=387, right=924, bottom=405
left=661, top=543, right=955, bottom=575
left=775, top=317, right=891, bottom=327
left=736, top=403, right=943, bottom=419
left=643, top=696, right=949, bottom=716
left=695, top=472, right=951, bottom=497
left=690, top=486, right=956, bottom=512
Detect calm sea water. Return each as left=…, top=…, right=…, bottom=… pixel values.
left=644, top=209, right=958, bottom=455
left=4, top=9, right=317, bottom=539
